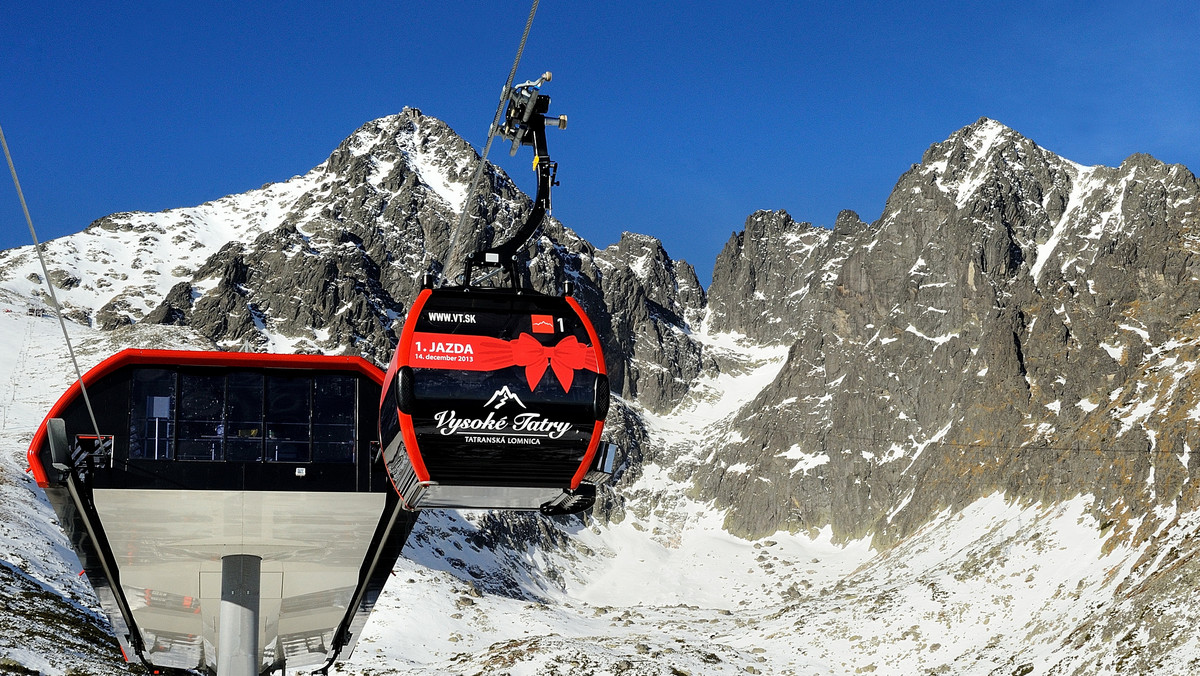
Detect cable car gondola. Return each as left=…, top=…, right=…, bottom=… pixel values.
left=27, top=349, right=414, bottom=673
left=379, top=74, right=615, bottom=514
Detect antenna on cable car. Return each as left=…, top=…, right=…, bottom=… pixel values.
left=462, top=71, right=567, bottom=288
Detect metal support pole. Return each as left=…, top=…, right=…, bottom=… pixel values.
left=217, top=554, right=261, bottom=676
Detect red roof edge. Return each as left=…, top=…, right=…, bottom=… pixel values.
left=27, top=349, right=384, bottom=487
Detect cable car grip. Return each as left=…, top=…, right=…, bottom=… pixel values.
left=464, top=73, right=563, bottom=288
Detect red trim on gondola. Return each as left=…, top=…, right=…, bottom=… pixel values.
left=566, top=296, right=607, bottom=487
left=384, top=290, right=608, bottom=498
left=566, top=296, right=606, bottom=376
left=27, top=349, right=384, bottom=488
left=571, top=420, right=606, bottom=489
left=394, top=288, right=432, bottom=483
left=397, top=289, right=433, bottom=370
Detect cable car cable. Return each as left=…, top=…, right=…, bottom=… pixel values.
left=0, top=123, right=104, bottom=443
left=443, top=0, right=541, bottom=286
left=4, top=124, right=151, bottom=660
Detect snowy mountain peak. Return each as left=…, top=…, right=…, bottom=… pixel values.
left=913, top=117, right=1076, bottom=213
left=332, top=108, right=480, bottom=214
left=943, top=116, right=1018, bottom=160
left=0, top=109, right=532, bottom=358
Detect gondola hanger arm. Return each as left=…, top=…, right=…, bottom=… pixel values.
left=464, top=72, right=566, bottom=287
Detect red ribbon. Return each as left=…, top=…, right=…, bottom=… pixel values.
left=409, top=332, right=600, bottom=391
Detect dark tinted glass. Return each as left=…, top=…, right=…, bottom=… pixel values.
left=312, top=375, right=355, bottom=463
left=313, top=375, right=355, bottom=424
left=379, top=376, right=401, bottom=453
left=266, top=376, right=311, bottom=462
left=226, top=372, right=264, bottom=462
left=124, top=368, right=364, bottom=465
left=129, top=369, right=175, bottom=460
left=177, top=374, right=225, bottom=461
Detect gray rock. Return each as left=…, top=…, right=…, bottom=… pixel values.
left=695, top=117, right=1200, bottom=546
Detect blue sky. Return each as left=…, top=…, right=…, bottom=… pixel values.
left=2, top=1, right=1198, bottom=284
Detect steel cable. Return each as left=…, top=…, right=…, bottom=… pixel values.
left=441, top=0, right=540, bottom=286
left=1, top=123, right=104, bottom=441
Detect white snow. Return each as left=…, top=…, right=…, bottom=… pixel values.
left=930, top=119, right=1009, bottom=209
left=0, top=271, right=1187, bottom=676
left=778, top=445, right=831, bottom=475
left=1031, top=165, right=1097, bottom=283
left=409, top=150, right=469, bottom=213
left=1100, top=341, right=1126, bottom=361
left=905, top=323, right=959, bottom=347
left=1119, top=322, right=1151, bottom=342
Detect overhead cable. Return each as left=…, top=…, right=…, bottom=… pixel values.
left=0, top=123, right=103, bottom=441
left=442, top=0, right=541, bottom=285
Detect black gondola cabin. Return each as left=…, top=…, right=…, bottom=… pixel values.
left=380, top=286, right=611, bottom=513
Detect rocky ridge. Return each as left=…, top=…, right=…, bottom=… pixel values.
left=692, top=118, right=1200, bottom=550
left=0, top=110, right=704, bottom=385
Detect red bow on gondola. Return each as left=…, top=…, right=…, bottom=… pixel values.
left=409, top=331, right=601, bottom=392
left=510, top=333, right=597, bottom=391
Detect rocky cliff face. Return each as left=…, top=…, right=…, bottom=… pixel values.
left=592, top=232, right=706, bottom=412
left=0, top=111, right=708, bottom=397
left=692, top=118, right=1200, bottom=549
left=707, top=208, right=836, bottom=344
left=137, top=110, right=531, bottom=364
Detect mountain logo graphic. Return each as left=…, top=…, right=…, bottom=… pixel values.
left=484, top=386, right=527, bottom=410
left=531, top=314, right=555, bottom=334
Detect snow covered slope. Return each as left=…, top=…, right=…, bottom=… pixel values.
left=1, top=298, right=1173, bottom=675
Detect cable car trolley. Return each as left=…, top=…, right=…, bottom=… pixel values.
left=380, top=73, right=615, bottom=514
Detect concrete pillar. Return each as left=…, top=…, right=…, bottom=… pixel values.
left=217, top=554, right=261, bottom=676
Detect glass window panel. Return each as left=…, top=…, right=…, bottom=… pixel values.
left=379, top=377, right=401, bottom=453
left=177, top=374, right=225, bottom=461
left=265, top=376, right=311, bottom=462
left=313, top=422, right=355, bottom=443
left=227, top=438, right=264, bottom=462
left=312, top=375, right=357, bottom=463
left=178, top=420, right=222, bottom=439
left=313, top=441, right=355, bottom=463
left=225, top=372, right=263, bottom=462
left=129, top=369, right=176, bottom=460
left=266, top=439, right=309, bottom=463
left=177, top=438, right=222, bottom=461
left=179, top=374, right=224, bottom=421
left=266, top=422, right=308, bottom=441
left=266, top=376, right=311, bottom=424
left=313, top=375, right=355, bottom=424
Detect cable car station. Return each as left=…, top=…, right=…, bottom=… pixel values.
left=28, top=350, right=415, bottom=672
